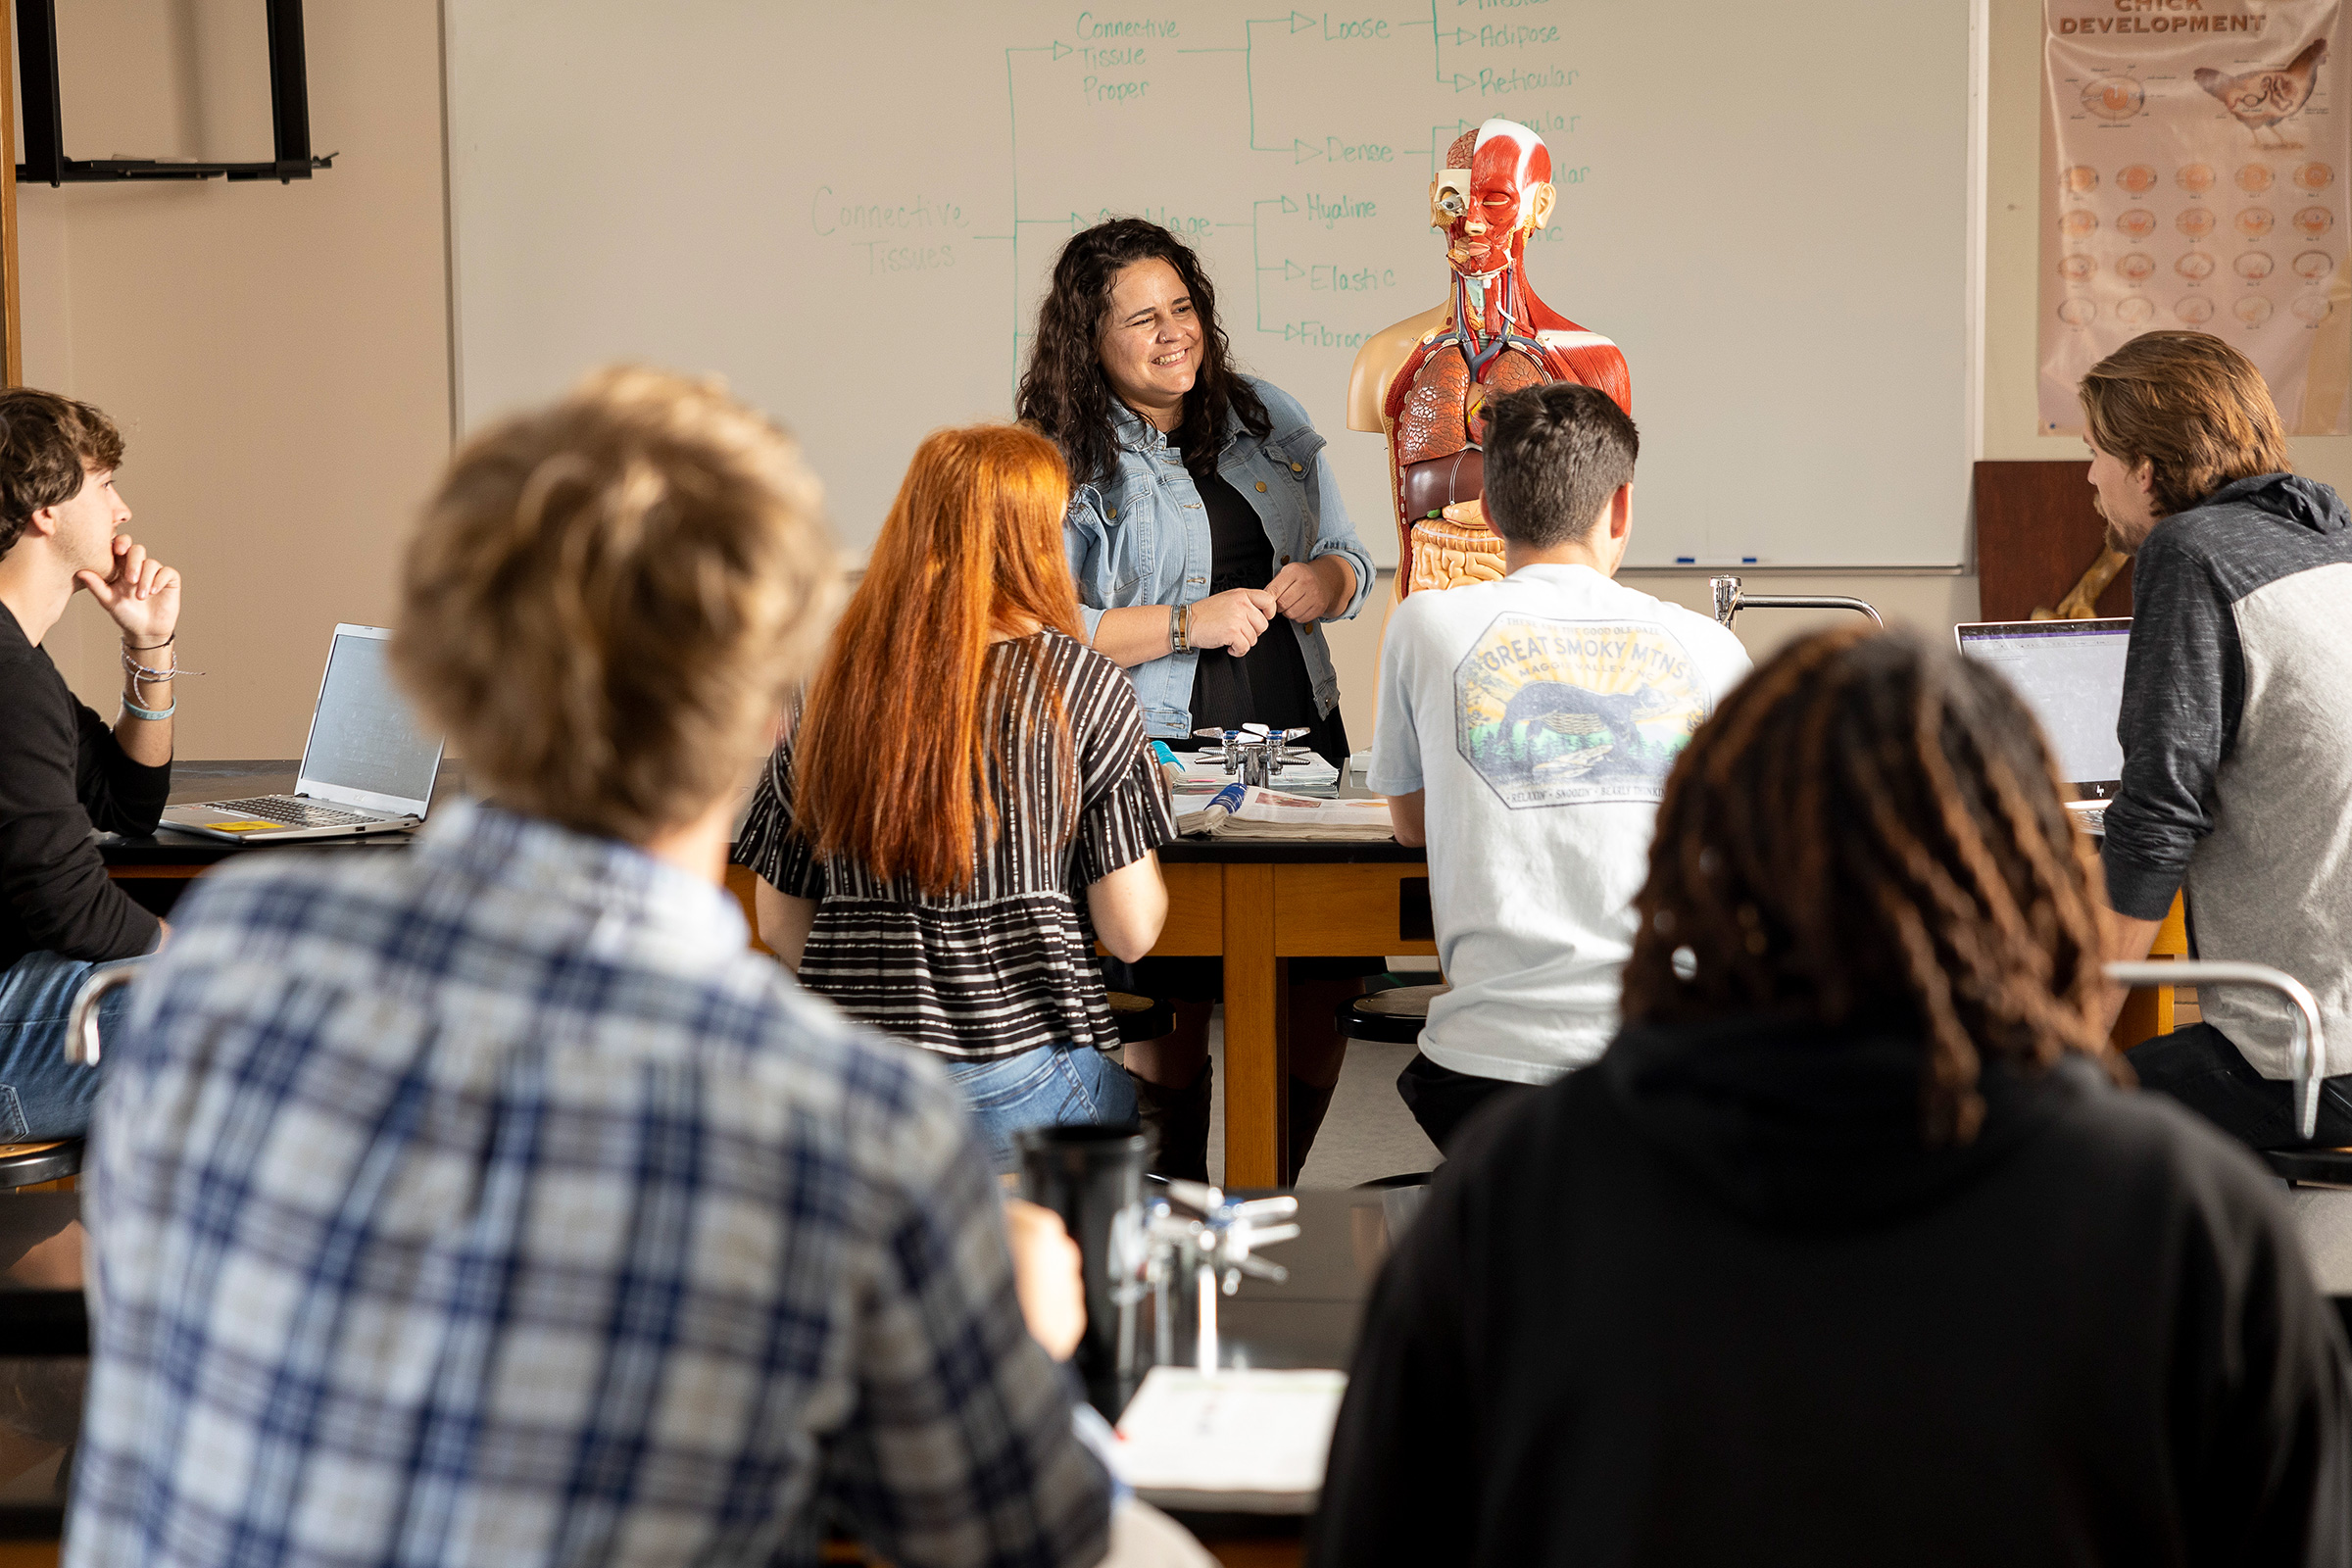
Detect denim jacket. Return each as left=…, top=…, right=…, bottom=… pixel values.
left=1062, top=375, right=1375, bottom=738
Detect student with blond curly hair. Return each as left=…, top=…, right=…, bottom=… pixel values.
left=68, top=370, right=1118, bottom=1568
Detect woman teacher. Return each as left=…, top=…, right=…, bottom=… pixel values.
left=1018, top=217, right=1376, bottom=1183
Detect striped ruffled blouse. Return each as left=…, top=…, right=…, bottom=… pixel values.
left=733, top=630, right=1175, bottom=1059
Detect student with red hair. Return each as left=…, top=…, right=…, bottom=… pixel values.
left=735, top=423, right=1174, bottom=1167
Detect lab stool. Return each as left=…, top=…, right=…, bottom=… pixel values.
left=1335, top=983, right=1449, bottom=1046
left=0, top=1139, right=82, bottom=1190
left=1106, top=991, right=1175, bottom=1045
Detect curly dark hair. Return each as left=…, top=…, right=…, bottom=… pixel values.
left=0, top=387, right=123, bottom=561
left=1015, top=218, right=1268, bottom=487
left=1622, top=626, right=2116, bottom=1145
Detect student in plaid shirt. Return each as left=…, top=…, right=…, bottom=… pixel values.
left=66, top=369, right=1117, bottom=1567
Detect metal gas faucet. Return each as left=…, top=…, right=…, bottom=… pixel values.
left=1709, top=574, right=1885, bottom=630
left=1193, top=723, right=1316, bottom=788
left=1111, top=1180, right=1300, bottom=1375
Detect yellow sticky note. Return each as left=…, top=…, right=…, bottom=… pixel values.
left=208, top=821, right=281, bottom=833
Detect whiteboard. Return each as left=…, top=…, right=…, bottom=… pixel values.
left=445, top=1, right=1981, bottom=568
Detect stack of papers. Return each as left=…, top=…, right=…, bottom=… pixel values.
left=1112, top=1368, right=1349, bottom=1511
left=1175, top=785, right=1395, bottom=841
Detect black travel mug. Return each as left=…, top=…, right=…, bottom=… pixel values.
left=1015, top=1124, right=1147, bottom=1405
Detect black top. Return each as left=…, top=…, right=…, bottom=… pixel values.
left=732, top=630, right=1174, bottom=1058
left=1312, top=1016, right=2352, bottom=1568
left=1185, top=462, right=1348, bottom=768
left=0, top=603, right=169, bottom=968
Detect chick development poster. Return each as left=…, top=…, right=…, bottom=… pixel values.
left=2042, top=0, right=2352, bottom=434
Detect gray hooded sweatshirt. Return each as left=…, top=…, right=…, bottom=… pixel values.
left=2105, top=471, right=2352, bottom=1078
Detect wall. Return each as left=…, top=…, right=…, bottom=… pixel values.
left=20, top=0, right=450, bottom=759
left=23, top=0, right=2274, bottom=754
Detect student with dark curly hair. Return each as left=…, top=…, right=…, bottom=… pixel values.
left=1018, top=219, right=1375, bottom=1180
left=0, top=388, right=183, bottom=1143
left=1316, top=627, right=2352, bottom=1567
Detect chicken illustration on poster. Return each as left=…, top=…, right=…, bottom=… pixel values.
left=2042, top=2, right=2352, bottom=434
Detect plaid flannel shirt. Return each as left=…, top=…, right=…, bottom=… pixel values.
left=66, top=800, right=1109, bottom=1568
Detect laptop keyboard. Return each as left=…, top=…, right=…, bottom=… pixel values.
left=204, top=796, right=375, bottom=828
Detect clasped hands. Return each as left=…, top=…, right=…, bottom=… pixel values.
left=1188, top=554, right=1354, bottom=657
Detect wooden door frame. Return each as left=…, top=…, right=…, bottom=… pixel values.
left=0, top=0, right=20, bottom=386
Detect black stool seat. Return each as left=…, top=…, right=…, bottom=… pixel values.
left=1104, top=991, right=1174, bottom=1045
left=1337, top=983, right=1449, bottom=1047
left=2266, top=1147, right=2352, bottom=1188
left=0, top=1138, right=82, bottom=1190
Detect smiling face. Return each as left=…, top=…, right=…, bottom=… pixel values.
left=1433, top=122, right=1557, bottom=279
left=1096, top=257, right=1201, bottom=429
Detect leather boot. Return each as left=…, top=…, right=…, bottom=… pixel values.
left=1129, top=1059, right=1212, bottom=1183
left=1285, top=1077, right=1338, bottom=1186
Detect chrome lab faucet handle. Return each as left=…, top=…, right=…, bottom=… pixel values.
left=1707, top=573, right=1885, bottom=631
left=1193, top=724, right=1315, bottom=787
left=1114, top=1179, right=1301, bottom=1374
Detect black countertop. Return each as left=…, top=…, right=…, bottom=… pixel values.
left=105, top=761, right=1424, bottom=868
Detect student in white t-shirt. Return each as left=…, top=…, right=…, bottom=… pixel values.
left=1367, top=382, right=1751, bottom=1151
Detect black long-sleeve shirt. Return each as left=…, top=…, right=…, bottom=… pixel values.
left=1311, top=1017, right=2352, bottom=1567
left=0, top=602, right=169, bottom=968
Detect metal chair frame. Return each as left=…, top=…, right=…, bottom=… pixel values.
left=65, top=961, right=142, bottom=1066
left=2107, top=959, right=2326, bottom=1142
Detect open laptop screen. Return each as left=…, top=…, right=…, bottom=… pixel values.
left=1954, top=618, right=2132, bottom=795
left=299, top=629, right=442, bottom=806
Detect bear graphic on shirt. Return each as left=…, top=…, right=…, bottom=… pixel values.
left=1453, top=615, right=1708, bottom=808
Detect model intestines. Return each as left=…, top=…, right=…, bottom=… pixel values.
left=1368, top=119, right=1631, bottom=595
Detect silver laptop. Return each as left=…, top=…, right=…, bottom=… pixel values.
left=163, top=624, right=446, bottom=842
left=1955, top=617, right=2132, bottom=831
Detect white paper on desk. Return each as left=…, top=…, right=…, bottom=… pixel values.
left=1112, top=1368, right=1348, bottom=1503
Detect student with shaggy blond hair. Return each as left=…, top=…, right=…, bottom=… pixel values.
left=2082, top=332, right=2352, bottom=1150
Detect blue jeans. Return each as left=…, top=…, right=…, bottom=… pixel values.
left=942, top=1043, right=1138, bottom=1173
left=0, top=951, right=128, bottom=1141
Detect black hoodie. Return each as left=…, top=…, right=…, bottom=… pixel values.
left=1310, top=1018, right=2352, bottom=1567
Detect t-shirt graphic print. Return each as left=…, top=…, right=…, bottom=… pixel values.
left=1454, top=615, right=1707, bottom=809
left=1368, top=564, right=1750, bottom=1083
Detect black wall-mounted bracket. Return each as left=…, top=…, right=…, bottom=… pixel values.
left=15, top=0, right=334, bottom=186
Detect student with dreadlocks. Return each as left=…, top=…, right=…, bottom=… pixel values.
left=2080, top=331, right=2352, bottom=1151
left=1315, top=627, right=2351, bottom=1567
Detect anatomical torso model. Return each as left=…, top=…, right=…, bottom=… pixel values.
left=1348, top=118, right=1632, bottom=596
